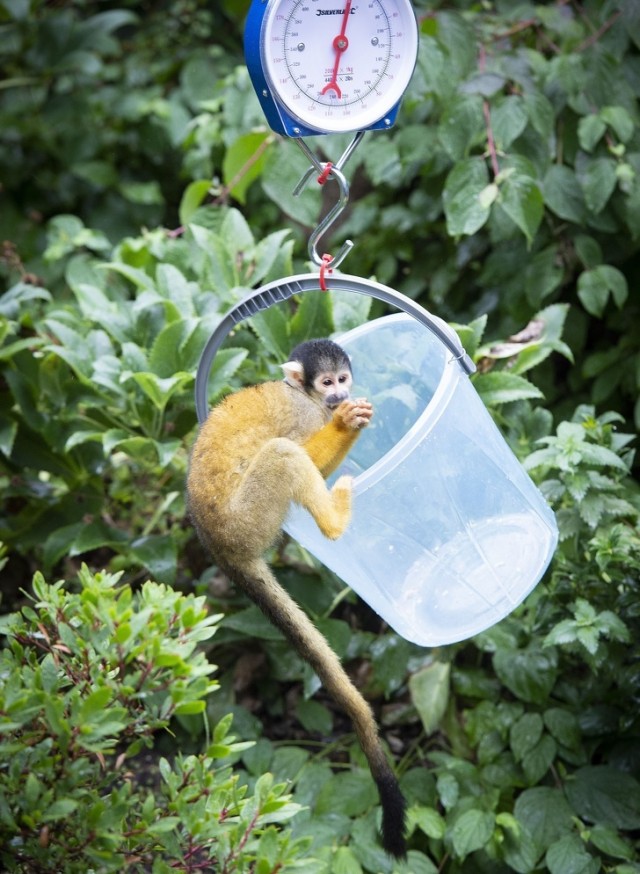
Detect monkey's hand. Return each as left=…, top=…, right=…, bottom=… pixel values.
left=333, top=398, right=374, bottom=430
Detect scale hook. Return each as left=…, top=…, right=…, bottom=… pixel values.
left=293, top=132, right=365, bottom=271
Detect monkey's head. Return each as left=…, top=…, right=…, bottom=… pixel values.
left=282, top=339, right=352, bottom=409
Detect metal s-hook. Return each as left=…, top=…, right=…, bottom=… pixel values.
left=292, top=132, right=365, bottom=271
left=307, top=163, right=353, bottom=270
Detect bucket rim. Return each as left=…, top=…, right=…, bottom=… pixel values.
left=335, top=313, right=463, bottom=494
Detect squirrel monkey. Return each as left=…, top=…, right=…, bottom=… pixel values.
left=187, top=339, right=407, bottom=858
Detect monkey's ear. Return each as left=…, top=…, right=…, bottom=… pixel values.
left=281, top=360, right=305, bottom=387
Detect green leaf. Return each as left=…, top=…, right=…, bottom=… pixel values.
left=315, top=771, right=374, bottom=817
left=443, top=157, right=491, bottom=236
left=523, top=92, right=555, bottom=140
left=543, top=708, right=581, bottom=750
left=206, top=347, right=249, bottom=402
left=146, top=816, right=181, bottom=834
left=438, top=93, right=485, bottom=160
left=474, top=372, right=544, bottom=406
left=80, top=687, right=112, bottom=721
left=179, top=180, right=211, bottom=227
left=361, top=136, right=402, bottom=188
left=577, top=266, right=628, bottom=317
left=565, top=766, right=640, bottom=829
left=544, top=619, right=579, bottom=648
left=522, top=734, right=556, bottom=784
left=255, top=771, right=275, bottom=806
left=546, top=835, right=599, bottom=874
left=574, top=234, right=603, bottom=269
left=411, top=806, right=446, bottom=839
left=576, top=625, right=600, bottom=655
left=148, top=318, right=200, bottom=377
left=514, top=787, right=574, bottom=857
left=408, top=661, right=450, bottom=735
left=499, top=171, right=544, bottom=245
left=493, top=646, right=558, bottom=705
left=129, top=371, right=193, bottom=411
left=510, top=713, right=543, bottom=762
left=600, top=105, right=635, bottom=143
left=451, top=809, right=496, bottom=858
left=24, top=772, right=41, bottom=805
left=0, top=417, right=17, bottom=457
left=289, top=291, right=334, bottom=346
left=42, top=798, right=79, bottom=822
left=250, top=306, right=290, bottom=362
left=120, top=180, right=163, bottom=206
left=433, top=10, right=477, bottom=82
left=331, top=290, right=372, bottom=334
left=174, top=700, right=206, bottom=715
left=588, top=824, right=635, bottom=860
left=156, top=263, right=197, bottom=314
left=500, top=818, right=540, bottom=874
left=223, top=606, right=284, bottom=641
left=295, top=699, right=332, bottom=736
left=262, top=140, right=322, bottom=226
left=69, top=521, right=129, bottom=558
left=189, top=225, right=239, bottom=293
left=250, top=229, right=294, bottom=286
left=543, top=166, right=587, bottom=223
left=223, top=131, right=272, bottom=205
left=491, top=96, right=529, bottom=150
left=332, top=846, right=363, bottom=874
left=129, top=536, right=177, bottom=585
left=581, top=158, right=617, bottom=214
left=578, top=114, right=607, bottom=152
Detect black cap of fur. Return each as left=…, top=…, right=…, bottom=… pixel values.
left=288, top=339, right=351, bottom=390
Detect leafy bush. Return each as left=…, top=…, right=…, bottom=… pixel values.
left=2, top=1, right=640, bottom=872
left=0, top=209, right=296, bottom=583
left=0, top=565, right=310, bottom=873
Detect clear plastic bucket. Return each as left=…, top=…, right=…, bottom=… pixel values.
left=284, top=313, right=558, bottom=646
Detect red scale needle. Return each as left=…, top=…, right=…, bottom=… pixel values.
left=321, top=0, right=352, bottom=98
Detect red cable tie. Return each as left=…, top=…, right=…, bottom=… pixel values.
left=317, top=162, right=333, bottom=185
left=319, top=253, right=333, bottom=291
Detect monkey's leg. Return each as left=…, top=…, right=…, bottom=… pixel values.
left=229, top=438, right=352, bottom=551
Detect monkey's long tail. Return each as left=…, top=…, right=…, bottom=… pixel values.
left=219, top=556, right=407, bottom=859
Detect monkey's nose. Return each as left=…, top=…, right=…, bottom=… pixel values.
left=326, top=392, right=349, bottom=408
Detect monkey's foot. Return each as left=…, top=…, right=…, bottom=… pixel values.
left=320, top=475, right=352, bottom=540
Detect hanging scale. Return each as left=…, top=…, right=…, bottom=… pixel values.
left=245, top=0, right=419, bottom=275
left=245, top=0, right=419, bottom=138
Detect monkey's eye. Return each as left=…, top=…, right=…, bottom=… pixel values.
left=338, top=374, right=348, bottom=383
left=322, top=378, right=333, bottom=387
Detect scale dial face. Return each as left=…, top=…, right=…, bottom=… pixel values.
left=259, top=0, right=418, bottom=134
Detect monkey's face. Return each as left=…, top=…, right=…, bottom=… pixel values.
left=281, top=339, right=353, bottom=409
left=311, top=367, right=352, bottom=409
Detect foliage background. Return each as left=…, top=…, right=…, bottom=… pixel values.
left=1, top=0, right=639, bottom=872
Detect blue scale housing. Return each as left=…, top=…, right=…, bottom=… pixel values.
left=244, top=0, right=405, bottom=137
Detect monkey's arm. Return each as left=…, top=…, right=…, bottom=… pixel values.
left=303, top=398, right=373, bottom=478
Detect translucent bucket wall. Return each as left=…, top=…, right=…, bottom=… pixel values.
left=284, top=313, right=558, bottom=646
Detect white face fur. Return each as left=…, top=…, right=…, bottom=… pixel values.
left=282, top=360, right=353, bottom=409
left=311, top=368, right=353, bottom=408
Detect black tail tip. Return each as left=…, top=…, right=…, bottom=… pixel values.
left=377, top=772, right=408, bottom=859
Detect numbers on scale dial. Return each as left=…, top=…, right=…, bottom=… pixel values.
left=262, top=0, right=415, bottom=132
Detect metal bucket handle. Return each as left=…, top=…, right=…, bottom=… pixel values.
left=195, top=272, right=475, bottom=424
